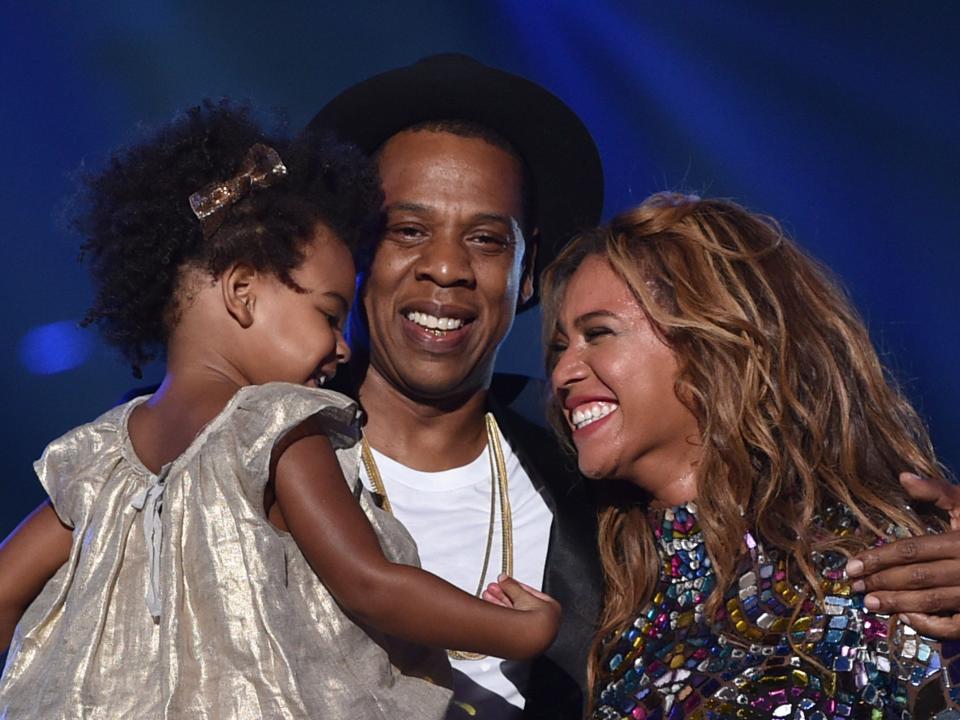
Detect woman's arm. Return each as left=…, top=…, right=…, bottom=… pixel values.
left=0, top=502, right=73, bottom=652
left=270, top=424, right=560, bottom=660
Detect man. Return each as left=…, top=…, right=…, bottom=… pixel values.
left=307, top=54, right=604, bottom=718
left=307, top=54, right=960, bottom=718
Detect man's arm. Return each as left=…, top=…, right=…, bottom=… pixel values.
left=846, top=472, right=960, bottom=638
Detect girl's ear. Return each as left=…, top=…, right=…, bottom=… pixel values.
left=222, top=263, right=258, bottom=328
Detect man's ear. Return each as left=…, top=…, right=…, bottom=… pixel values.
left=222, top=263, right=258, bottom=328
left=518, top=229, right=539, bottom=307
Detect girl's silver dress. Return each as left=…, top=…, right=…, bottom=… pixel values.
left=0, top=382, right=452, bottom=719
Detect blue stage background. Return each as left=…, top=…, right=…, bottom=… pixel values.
left=2, top=1, right=958, bottom=537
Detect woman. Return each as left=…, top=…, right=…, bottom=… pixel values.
left=540, top=193, right=959, bottom=718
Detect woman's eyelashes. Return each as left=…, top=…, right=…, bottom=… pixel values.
left=583, top=324, right=614, bottom=341
left=547, top=324, right=614, bottom=368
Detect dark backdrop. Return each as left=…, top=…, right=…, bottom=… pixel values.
left=2, top=1, right=958, bottom=537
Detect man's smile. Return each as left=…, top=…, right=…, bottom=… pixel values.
left=405, top=311, right=465, bottom=332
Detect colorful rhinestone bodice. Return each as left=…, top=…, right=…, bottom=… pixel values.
left=592, top=503, right=960, bottom=719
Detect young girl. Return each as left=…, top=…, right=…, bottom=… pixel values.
left=0, top=102, right=559, bottom=719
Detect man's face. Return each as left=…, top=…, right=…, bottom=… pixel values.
left=362, top=129, right=534, bottom=403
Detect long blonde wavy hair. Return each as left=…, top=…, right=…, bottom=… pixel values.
left=540, top=193, right=948, bottom=695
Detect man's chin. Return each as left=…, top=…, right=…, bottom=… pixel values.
left=398, top=374, right=490, bottom=406
left=362, top=350, right=497, bottom=406
left=385, top=365, right=493, bottom=406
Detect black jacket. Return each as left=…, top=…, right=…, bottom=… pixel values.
left=489, top=374, right=602, bottom=720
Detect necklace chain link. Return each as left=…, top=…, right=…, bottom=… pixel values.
left=360, top=412, right=513, bottom=661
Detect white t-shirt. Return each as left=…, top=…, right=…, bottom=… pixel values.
left=359, top=425, right=553, bottom=719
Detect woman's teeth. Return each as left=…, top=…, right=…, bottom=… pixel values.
left=406, top=311, right=465, bottom=332
left=571, top=402, right=617, bottom=429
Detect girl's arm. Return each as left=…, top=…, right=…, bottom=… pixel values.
left=0, top=502, right=73, bottom=652
left=269, top=422, right=560, bottom=660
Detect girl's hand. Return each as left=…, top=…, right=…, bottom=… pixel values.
left=483, top=574, right=554, bottom=609
left=484, top=574, right=561, bottom=656
left=481, top=581, right=513, bottom=608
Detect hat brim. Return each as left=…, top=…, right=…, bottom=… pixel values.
left=306, top=53, right=604, bottom=307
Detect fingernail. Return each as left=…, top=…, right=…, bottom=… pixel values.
left=846, top=559, right=864, bottom=576
left=902, top=472, right=922, bottom=482
left=864, top=594, right=880, bottom=611
left=498, top=573, right=507, bottom=582
left=850, top=580, right=865, bottom=593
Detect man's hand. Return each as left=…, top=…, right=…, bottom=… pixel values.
left=845, top=472, right=960, bottom=638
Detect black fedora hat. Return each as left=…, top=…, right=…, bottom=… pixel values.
left=306, top=53, right=604, bottom=304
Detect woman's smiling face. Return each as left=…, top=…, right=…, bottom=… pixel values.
left=549, top=255, right=701, bottom=500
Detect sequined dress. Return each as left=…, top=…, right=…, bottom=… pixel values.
left=0, top=383, right=452, bottom=719
left=593, top=503, right=960, bottom=719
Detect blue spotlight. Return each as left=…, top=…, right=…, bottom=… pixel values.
left=18, top=321, right=93, bottom=375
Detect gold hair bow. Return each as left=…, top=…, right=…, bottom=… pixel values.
left=188, top=143, right=288, bottom=237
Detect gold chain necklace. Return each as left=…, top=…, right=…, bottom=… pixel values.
left=360, top=412, right=513, bottom=661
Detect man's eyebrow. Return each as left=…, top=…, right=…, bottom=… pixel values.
left=386, top=201, right=434, bottom=215
left=385, top=204, right=516, bottom=228
left=471, top=212, right=515, bottom=226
